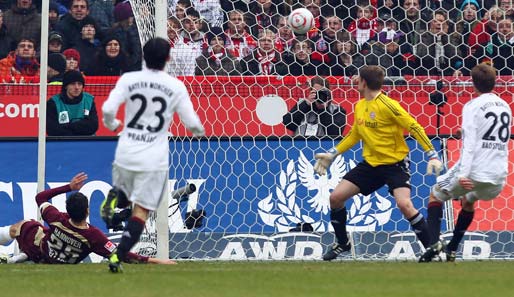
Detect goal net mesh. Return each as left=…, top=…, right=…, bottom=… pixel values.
left=125, top=0, right=514, bottom=260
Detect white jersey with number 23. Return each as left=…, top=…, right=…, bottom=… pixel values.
left=102, top=68, right=205, bottom=172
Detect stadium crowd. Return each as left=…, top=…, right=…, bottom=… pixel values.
left=0, top=0, right=513, bottom=81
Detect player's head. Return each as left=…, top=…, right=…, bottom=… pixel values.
left=358, top=66, right=384, bottom=91
left=143, top=37, right=171, bottom=70
left=66, top=192, right=89, bottom=222
left=471, top=63, right=496, bottom=94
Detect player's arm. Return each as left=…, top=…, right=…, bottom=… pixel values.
left=175, top=83, right=205, bottom=137
left=314, top=119, right=360, bottom=176
left=102, top=77, right=127, bottom=131
left=37, top=172, right=88, bottom=220
left=387, top=99, right=443, bottom=175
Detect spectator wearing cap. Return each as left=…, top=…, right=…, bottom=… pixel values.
left=47, top=70, right=98, bottom=136
left=195, top=27, right=241, bottom=76
left=415, top=9, right=460, bottom=76
left=107, top=1, right=142, bottom=71
left=366, top=29, right=417, bottom=77
left=47, top=53, right=67, bottom=84
left=49, top=1, right=61, bottom=31
left=90, top=35, right=129, bottom=76
left=3, top=0, right=42, bottom=47
left=0, top=38, right=39, bottom=78
left=56, top=0, right=103, bottom=49
left=0, top=9, right=16, bottom=60
left=49, top=31, right=64, bottom=54
left=74, top=18, right=101, bottom=75
left=63, top=48, right=81, bottom=71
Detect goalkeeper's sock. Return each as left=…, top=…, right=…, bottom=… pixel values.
left=0, top=226, right=12, bottom=245
left=330, top=208, right=349, bottom=245
left=447, top=209, right=474, bottom=252
left=116, top=217, right=145, bottom=261
left=427, top=201, right=443, bottom=245
left=408, top=212, right=430, bottom=248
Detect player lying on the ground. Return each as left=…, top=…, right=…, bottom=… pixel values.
left=0, top=172, right=175, bottom=265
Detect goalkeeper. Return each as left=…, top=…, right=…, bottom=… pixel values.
left=315, top=65, right=443, bottom=261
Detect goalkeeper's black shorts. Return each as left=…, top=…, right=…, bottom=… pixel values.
left=343, top=158, right=411, bottom=196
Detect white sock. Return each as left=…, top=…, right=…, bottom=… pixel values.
left=8, top=253, right=28, bottom=263
left=0, top=226, right=13, bottom=245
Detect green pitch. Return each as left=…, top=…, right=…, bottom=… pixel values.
left=1, top=261, right=513, bottom=297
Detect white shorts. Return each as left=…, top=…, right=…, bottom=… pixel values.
left=112, top=165, right=168, bottom=211
left=432, top=163, right=504, bottom=203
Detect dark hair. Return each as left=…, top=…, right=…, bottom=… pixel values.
left=66, top=192, right=89, bottom=222
left=310, top=76, right=330, bottom=89
left=185, top=7, right=200, bottom=19
left=143, top=37, right=170, bottom=70
left=471, top=64, right=496, bottom=93
left=70, top=0, right=89, bottom=9
left=359, top=65, right=384, bottom=90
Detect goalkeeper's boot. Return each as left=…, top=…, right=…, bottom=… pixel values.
left=108, top=253, right=123, bottom=273
left=0, top=254, right=8, bottom=264
left=446, top=249, right=457, bottom=262
left=322, top=241, right=351, bottom=261
left=419, top=240, right=445, bottom=263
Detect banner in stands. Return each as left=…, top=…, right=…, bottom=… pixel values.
left=1, top=77, right=514, bottom=137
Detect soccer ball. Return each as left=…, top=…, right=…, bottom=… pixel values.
left=287, top=8, right=315, bottom=35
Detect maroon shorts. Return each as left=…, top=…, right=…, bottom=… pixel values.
left=15, top=220, right=45, bottom=263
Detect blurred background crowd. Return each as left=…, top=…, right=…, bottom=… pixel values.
left=0, top=0, right=513, bottom=81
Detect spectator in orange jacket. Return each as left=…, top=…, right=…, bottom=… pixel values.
left=0, top=38, right=39, bottom=79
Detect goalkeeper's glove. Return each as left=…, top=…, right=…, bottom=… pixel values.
left=314, top=148, right=338, bottom=176
left=426, top=150, right=443, bottom=176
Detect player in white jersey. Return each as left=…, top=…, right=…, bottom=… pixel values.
left=100, top=37, right=205, bottom=272
left=419, top=64, right=512, bottom=263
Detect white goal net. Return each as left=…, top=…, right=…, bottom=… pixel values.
left=126, top=0, right=514, bottom=261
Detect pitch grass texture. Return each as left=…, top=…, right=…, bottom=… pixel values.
left=1, top=261, right=513, bottom=297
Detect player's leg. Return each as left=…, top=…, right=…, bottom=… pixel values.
left=323, top=162, right=381, bottom=261
left=109, top=170, right=167, bottom=272
left=323, top=179, right=359, bottom=261
left=444, top=183, right=503, bottom=262
left=101, top=165, right=132, bottom=230
left=385, top=159, right=430, bottom=249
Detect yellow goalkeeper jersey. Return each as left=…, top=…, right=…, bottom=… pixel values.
left=334, top=92, right=434, bottom=167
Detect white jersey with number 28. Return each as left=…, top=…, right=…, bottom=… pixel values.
left=458, top=93, right=512, bottom=184
left=102, top=68, right=205, bottom=171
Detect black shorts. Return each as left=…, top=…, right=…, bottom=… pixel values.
left=343, top=159, right=411, bottom=196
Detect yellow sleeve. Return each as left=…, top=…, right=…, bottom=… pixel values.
left=334, top=111, right=361, bottom=154
left=387, top=99, right=435, bottom=153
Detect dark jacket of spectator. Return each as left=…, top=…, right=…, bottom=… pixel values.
left=280, top=52, right=327, bottom=76
left=3, top=2, right=41, bottom=46
left=0, top=23, right=16, bottom=60
left=416, top=32, right=460, bottom=76
left=88, top=0, right=113, bottom=32
left=366, top=42, right=416, bottom=77
left=195, top=51, right=242, bottom=76
left=89, top=36, right=130, bottom=76
left=240, top=49, right=287, bottom=76
left=283, top=99, right=346, bottom=138
left=56, top=14, right=102, bottom=49
left=73, top=38, right=100, bottom=75
left=106, top=24, right=142, bottom=71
